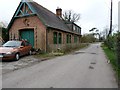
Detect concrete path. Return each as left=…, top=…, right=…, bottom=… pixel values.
left=2, top=43, right=118, bottom=88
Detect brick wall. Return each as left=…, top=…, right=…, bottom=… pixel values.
left=9, top=16, right=47, bottom=51
left=47, top=28, right=81, bottom=52
left=9, top=15, right=81, bottom=52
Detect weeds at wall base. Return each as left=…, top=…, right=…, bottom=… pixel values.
left=34, top=43, right=89, bottom=59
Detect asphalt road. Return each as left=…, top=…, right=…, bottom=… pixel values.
left=2, top=43, right=118, bottom=88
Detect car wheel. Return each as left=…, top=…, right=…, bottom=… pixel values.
left=15, top=53, right=20, bottom=61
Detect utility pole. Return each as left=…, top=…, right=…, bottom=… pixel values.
left=108, top=0, right=113, bottom=37
left=118, top=1, right=120, bottom=32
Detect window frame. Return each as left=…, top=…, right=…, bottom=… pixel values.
left=66, top=34, right=71, bottom=44
left=74, top=35, right=78, bottom=43
left=58, top=33, right=62, bottom=44
left=53, top=32, right=58, bottom=44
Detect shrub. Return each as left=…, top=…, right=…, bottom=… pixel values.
left=104, top=35, right=116, bottom=51
left=116, top=32, right=120, bottom=69
left=81, top=34, right=96, bottom=43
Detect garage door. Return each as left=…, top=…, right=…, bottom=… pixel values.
left=20, top=29, right=34, bottom=47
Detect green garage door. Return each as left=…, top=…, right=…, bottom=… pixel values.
left=20, top=29, right=34, bottom=47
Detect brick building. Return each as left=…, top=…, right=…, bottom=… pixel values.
left=8, top=0, right=82, bottom=52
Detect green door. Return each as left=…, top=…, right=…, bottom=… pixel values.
left=20, top=29, right=34, bottom=47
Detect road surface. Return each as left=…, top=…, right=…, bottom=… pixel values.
left=2, top=43, right=118, bottom=88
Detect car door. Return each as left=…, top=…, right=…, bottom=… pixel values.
left=24, top=41, right=31, bottom=54
left=19, top=41, right=26, bottom=56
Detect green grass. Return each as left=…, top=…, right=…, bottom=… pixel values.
left=101, top=44, right=120, bottom=81
left=102, top=46, right=117, bottom=66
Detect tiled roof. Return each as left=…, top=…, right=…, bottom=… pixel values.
left=28, top=1, right=71, bottom=32
left=8, top=0, right=81, bottom=35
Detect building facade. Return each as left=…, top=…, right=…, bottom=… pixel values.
left=8, top=0, right=82, bottom=52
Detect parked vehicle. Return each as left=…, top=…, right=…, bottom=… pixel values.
left=0, top=40, right=32, bottom=61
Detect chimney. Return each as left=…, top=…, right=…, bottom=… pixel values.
left=56, top=7, right=62, bottom=17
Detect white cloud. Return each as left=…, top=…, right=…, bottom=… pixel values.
left=0, top=0, right=20, bottom=22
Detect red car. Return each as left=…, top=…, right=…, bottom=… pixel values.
left=0, top=40, right=32, bottom=61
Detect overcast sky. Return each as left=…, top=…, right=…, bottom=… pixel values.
left=0, top=0, right=119, bottom=34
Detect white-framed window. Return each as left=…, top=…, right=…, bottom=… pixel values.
left=73, top=25, right=76, bottom=31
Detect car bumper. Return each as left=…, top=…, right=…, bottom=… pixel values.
left=0, top=54, right=15, bottom=61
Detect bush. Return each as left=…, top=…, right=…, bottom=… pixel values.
left=116, top=32, right=120, bottom=69
left=81, top=34, right=96, bottom=43
left=104, top=35, right=116, bottom=51
left=103, top=32, right=120, bottom=85
left=63, top=43, right=89, bottom=54
left=2, top=27, right=9, bottom=43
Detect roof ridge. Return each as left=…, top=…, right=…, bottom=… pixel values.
left=21, top=0, right=33, bottom=2
left=28, top=1, right=71, bottom=32
left=31, top=1, right=56, bottom=16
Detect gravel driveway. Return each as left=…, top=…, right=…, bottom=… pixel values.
left=1, top=55, right=43, bottom=74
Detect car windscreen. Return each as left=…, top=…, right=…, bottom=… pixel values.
left=3, top=41, right=22, bottom=47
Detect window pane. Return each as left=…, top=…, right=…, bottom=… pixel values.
left=58, top=33, right=62, bottom=44
left=53, top=32, right=57, bottom=44
left=66, top=34, right=69, bottom=43
left=74, top=36, right=78, bottom=43
left=69, top=35, right=71, bottom=43
left=66, top=34, right=71, bottom=43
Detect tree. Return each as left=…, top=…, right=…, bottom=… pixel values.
left=0, top=22, right=9, bottom=43
left=63, top=10, right=80, bottom=22
left=89, top=27, right=100, bottom=41
left=2, top=27, right=9, bottom=42
left=89, top=28, right=97, bottom=32
left=81, top=34, right=96, bottom=43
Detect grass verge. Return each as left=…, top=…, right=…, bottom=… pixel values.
left=101, top=44, right=120, bottom=84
